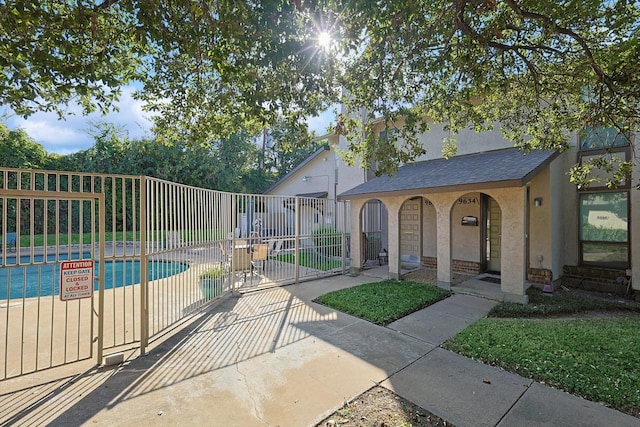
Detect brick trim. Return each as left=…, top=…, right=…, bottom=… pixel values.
left=562, top=265, right=630, bottom=295
left=527, top=268, right=552, bottom=284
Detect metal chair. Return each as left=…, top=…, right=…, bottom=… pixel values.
left=268, top=239, right=283, bottom=259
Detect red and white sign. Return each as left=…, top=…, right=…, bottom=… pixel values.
left=60, top=260, right=94, bottom=301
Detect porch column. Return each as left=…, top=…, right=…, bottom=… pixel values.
left=495, top=188, right=529, bottom=303
left=386, top=199, right=402, bottom=280
left=428, top=194, right=454, bottom=290
left=349, top=199, right=365, bottom=274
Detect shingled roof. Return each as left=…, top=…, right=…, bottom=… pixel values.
left=338, top=147, right=559, bottom=200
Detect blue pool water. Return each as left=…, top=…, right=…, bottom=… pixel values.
left=0, top=255, right=189, bottom=300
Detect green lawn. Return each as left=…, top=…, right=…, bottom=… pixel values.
left=275, top=251, right=343, bottom=271
left=314, top=281, right=640, bottom=417
left=314, top=280, right=449, bottom=325
left=445, top=286, right=640, bottom=417
left=489, top=286, right=640, bottom=317
left=444, top=316, right=640, bottom=415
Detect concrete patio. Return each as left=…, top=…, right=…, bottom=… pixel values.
left=1, top=273, right=638, bottom=427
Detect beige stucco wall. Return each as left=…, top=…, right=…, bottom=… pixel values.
left=450, top=192, right=483, bottom=262
left=422, top=199, right=437, bottom=258
left=335, top=134, right=368, bottom=195
left=342, top=112, right=639, bottom=298
left=415, top=124, right=515, bottom=161
left=267, top=150, right=337, bottom=199
left=528, top=168, right=552, bottom=272
left=367, top=118, right=515, bottom=163
left=483, top=187, right=528, bottom=300
left=555, top=146, right=580, bottom=270
left=550, top=151, right=570, bottom=278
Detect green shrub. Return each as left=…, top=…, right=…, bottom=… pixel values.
left=199, top=265, right=225, bottom=280
left=312, top=226, right=342, bottom=257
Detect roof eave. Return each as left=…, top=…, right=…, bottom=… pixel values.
left=338, top=179, right=528, bottom=201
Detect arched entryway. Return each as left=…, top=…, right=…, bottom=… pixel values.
left=397, top=196, right=437, bottom=269
left=359, top=199, right=388, bottom=265
left=449, top=192, right=503, bottom=278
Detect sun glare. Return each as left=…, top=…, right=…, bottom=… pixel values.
left=318, top=31, right=332, bottom=49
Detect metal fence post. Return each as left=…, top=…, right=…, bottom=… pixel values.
left=96, top=194, right=106, bottom=365
left=294, top=197, right=300, bottom=283
left=139, top=176, right=148, bottom=355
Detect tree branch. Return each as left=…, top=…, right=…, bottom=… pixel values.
left=502, top=0, right=614, bottom=91
left=96, top=0, right=120, bottom=10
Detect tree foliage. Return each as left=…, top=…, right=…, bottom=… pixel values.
left=0, top=123, right=47, bottom=168
left=1, top=1, right=639, bottom=187
left=0, top=0, right=338, bottom=144
left=1, top=120, right=319, bottom=194
left=332, top=0, right=639, bottom=184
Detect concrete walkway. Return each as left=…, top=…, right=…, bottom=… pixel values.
left=1, top=274, right=638, bottom=427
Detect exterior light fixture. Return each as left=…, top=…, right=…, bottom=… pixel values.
left=534, top=197, right=543, bottom=207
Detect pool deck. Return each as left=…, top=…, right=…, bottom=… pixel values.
left=2, top=272, right=639, bottom=427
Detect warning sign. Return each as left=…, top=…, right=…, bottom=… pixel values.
left=60, top=260, right=94, bottom=301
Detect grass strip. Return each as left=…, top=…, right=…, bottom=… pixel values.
left=444, top=316, right=640, bottom=415
left=314, top=280, right=449, bottom=325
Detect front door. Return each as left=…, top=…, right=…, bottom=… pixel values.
left=486, top=197, right=502, bottom=273
left=400, top=199, right=421, bottom=264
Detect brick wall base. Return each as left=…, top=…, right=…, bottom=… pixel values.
left=419, top=258, right=482, bottom=276
left=420, top=256, right=437, bottom=269
left=417, top=258, right=569, bottom=289
left=527, top=268, right=552, bottom=284
left=562, top=265, right=630, bottom=295
left=452, top=259, right=481, bottom=275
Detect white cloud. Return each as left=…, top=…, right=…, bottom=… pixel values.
left=4, top=86, right=154, bottom=154
left=3, top=86, right=335, bottom=154
left=308, top=106, right=337, bottom=136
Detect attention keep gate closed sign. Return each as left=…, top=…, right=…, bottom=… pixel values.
left=60, top=260, right=94, bottom=301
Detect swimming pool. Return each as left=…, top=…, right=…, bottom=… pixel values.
left=0, top=256, right=189, bottom=300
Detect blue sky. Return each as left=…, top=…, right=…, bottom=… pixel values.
left=2, top=86, right=334, bottom=155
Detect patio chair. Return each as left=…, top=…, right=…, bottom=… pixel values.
left=2, top=232, right=16, bottom=252
left=231, top=246, right=252, bottom=282
left=251, top=243, right=269, bottom=271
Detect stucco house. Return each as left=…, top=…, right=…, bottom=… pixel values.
left=267, top=114, right=638, bottom=303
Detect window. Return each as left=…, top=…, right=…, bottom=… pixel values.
left=579, top=192, right=629, bottom=268
left=580, top=125, right=629, bottom=150
left=378, top=128, right=398, bottom=142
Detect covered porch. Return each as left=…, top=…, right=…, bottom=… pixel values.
left=339, top=147, right=559, bottom=303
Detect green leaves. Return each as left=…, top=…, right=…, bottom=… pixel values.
left=334, top=0, right=639, bottom=184
left=1, top=0, right=638, bottom=188
left=0, top=123, right=47, bottom=168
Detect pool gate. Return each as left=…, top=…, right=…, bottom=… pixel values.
left=0, top=168, right=351, bottom=382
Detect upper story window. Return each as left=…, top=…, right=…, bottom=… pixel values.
left=579, top=125, right=629, bottom=151
left=378, top=128, right=398, bottom=142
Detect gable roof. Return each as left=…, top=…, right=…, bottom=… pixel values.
left=338, top=147, right=559, bottom=200
left=262, top=145, right=330, bottom=195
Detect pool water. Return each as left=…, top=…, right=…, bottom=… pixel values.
left=0, top=256, right=189, bottom=300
